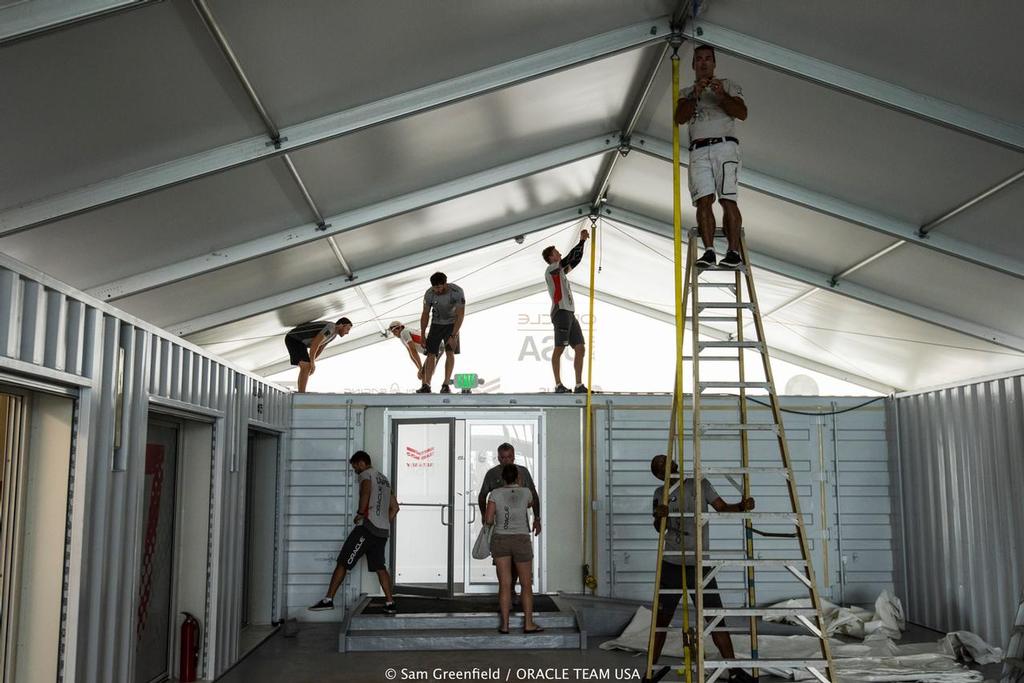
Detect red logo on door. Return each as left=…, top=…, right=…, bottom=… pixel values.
left=405, top=446, right=435, bottom=467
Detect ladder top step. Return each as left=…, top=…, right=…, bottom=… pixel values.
left=699, top=265, right=748, bottom=272
left=703, top=607, right=820, bottom=617
left=700, top=381, right=772, bottom=389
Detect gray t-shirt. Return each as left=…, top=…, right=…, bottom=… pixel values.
left=423, top=283, right=466, bottom=325
left=653, top=477, right=721, bottom=565
left=489, top=485, right=533, bottom=535
left=680, top=78, right=743, bottom=142
left=478, top=464, right=539, bottom=517
left=359, top=467, right=392, bottom=538
left=287, top=320, right=336, bottom=346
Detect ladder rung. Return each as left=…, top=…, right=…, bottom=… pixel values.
left=701, top=559, right=808, bottom=567
left=702, top=511, right=800, bottom=521
left=683, top=355, right=741, bottom=362
left=699, top=381, right=771, bottom=390
left=698, top=422, right=777, bottom=431
left=704, top=659, right=828, bottom=669
left=685, top=316, right=740, bottom=322
left=703, top=607, right=819, bottom=617
left=698, top=341, right=762, bottom=349
left=697, top=302, right=754, bottom=310
left=701, top=467, right=787, bottom=477
left=700, top=265, right=747, bottom=272
left=697, top=282, right=735, bottom=288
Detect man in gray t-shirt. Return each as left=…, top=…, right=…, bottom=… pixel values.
left=674, top=44, right=749, bottom=272
left=648, top=454, right=756, bottom=683
left=417, top=271, right=466, bottom=394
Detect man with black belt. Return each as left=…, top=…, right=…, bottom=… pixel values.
left=542, top=228, right=589, bottom=393
left=417, top=272, right=465, bottom=394
left=646, top=454, right=756, bottom=683
left=674, top=45, right=748, bottom=270
left=309, top=450, right=400, bottom=614
left=283, top=317, right=352, bottom=392
left=478, top=443, right=541, bottom=597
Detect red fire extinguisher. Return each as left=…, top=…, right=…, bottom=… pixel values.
left=179, top=612, right=200, bottom=683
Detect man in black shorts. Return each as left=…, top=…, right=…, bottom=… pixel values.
left=647, top=454, right=756, bottom=683
left=283, top=317, right=352, bottom=392
left=309, top=451, right=400, bottom=614
left=417, top=272, right=465, bottom=394
left=542, top=228, right=589, bottom=393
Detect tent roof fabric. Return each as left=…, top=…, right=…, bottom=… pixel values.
left=2, top=0, right=1022, bottom=393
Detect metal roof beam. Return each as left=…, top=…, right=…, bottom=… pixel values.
left=86, top=134, right=616, bottom=301
left=635, top=134, right=1024, bottom=282
left=0, top=18, right=668, bottom=235
left=684, top=21, right=1024, bottom=152
left=0, top=0, right=153, bottom=45
left=169, top=205, right=588, bottom=336
left=252, top=283, right=547, bottom=377
left=604, top=204, right=1024, bottom=354
left=575, top=284, right=896, bottom=394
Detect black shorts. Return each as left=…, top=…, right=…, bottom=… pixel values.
left=425, top=323, right=461, bottom=357
left=657, top=560, right=724, bottom=619
left=285, top=334, right=311, bottom=365
left=337, top=526, right=388, bottom=572
left=552, top=309, right=585, bottom=347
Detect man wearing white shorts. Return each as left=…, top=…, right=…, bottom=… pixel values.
left=674, top=45, right=748, bottom=270
left=388, top=321, right=433, bottom=387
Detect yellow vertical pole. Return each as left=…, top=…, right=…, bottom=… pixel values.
left=671, top=43, right=694, bottom=683
left=583, top=216, right=598, bottom=593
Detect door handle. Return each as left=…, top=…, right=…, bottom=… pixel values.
left=440, top=505, right=450, bottom=526
left=468, top=506, right=477, bottom=524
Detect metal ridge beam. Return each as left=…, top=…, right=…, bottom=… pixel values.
left=0, top=0, right=153, bottom=45
left=87, top=134, right=617, bottom=300
left=604, top=204, right=1024, bottom=354
left=576, top=284, right=896, bottom=394
left=170, top=205, right=588, bottom=336
left=684, top=21, right=1024, bottom=152
left=635, top=134, right=1024, bottom=281
left=0, top=18, right=669, bottom=234
left=252, top=282, right=547, bottom=377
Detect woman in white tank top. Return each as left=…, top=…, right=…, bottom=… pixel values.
left=485, top=464, right=543, bottom=635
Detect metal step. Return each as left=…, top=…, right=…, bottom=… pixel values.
left=683, top=355, right=741, bottom=362
left=702, top=607, right=819, bottom=618
left=697, top=302, right=755, bottom=310
left=348, top=612, right=577, bottom=631
left=697, top=341, right=762, bottom=349
left=702, top=466, right=788, bottom=476
left=699, top=381, right=771, bottom=390
left=698, top=423, right=777, bottom=432
left=699, top=264, right=747, bottom=272
left=700, top=558, right=808, bottom=568
left=344, top=627, right=582, bottom=651
left=697, top=282, right=736, bottom=288
left=702, top=511, right=799, bottom=521
left=685, top=315, right=740, bottom=322
left=704, top=659, right=828, bottom=669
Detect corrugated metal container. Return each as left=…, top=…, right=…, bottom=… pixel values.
left=892, top=373, right=1024, bottom=645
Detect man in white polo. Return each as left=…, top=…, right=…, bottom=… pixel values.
left=388, top=321, right=430, bottom=387
left=674, top=44, right=748, bottom=270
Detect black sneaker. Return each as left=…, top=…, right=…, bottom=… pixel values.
left=721, top=250, right=744, bottom=269
left=727, top=669, right=755, bottom=683
left=440, top=384, right=451, bottom=394
left=696, top=249, right=717, bottom=269
left=384, top=601, right=397, bottom=615
left=415, top=384, right=431, bottom=393
left=574, top=384, right=588, bottom=394
left=554, top=384, right=571, bottom=393
left=308, top=598, right=334, bottom=611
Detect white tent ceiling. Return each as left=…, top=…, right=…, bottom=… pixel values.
left=1, top=0, right=1022, bottom=393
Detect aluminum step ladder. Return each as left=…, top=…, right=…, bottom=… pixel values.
left=645, top=228, right=836, bottom=683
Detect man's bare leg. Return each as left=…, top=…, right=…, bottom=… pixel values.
left=297, top=361, right=312, bottom=392
left=376, top=569, right=394, bottom=603
left=551, top=346, right=565, bottom=386
left=324, top=563, right=348, bottom=600
left=721, top=199, right=742, bottom=252
left=443, top=346, right=456, bottom=386
left=696, top=195, right=717, bottom=249
left=572, top=343, right=585, bottom=386
left=422, top=354, right=438, bottom=386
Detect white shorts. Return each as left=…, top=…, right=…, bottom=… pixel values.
left=688, top=140, right=741, bottom=206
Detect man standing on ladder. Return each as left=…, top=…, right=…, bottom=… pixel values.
left=417, top=272, right=465, bottom=394
left=542, top=227, right=590, bottom=393
left=648, top=454, right=756, bottom=683
left=674, top=45, right=748, bottom=270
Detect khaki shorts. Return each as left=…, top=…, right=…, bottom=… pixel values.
left=490, top=533, right=533, bottom=564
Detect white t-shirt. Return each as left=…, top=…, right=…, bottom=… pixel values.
left=489, top=485, right=534, bottom=535
left=398, top=327, right=425, bottom=350
left=359, top=467, right=393, bottom=538
left=653, top=477, right=721, bottom=565
left=681, top=78, right=743, bottom=142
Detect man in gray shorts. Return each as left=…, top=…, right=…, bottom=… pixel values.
left=542, top=228, right=590, bottom=393
left=417, top=272, right=465, bottom=394
left=478, top=443, right=540, bottom=598
left=647, top=454, right=755, bottom=683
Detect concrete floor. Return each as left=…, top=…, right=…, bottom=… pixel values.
left=217, top=622, right=1001, bottom=683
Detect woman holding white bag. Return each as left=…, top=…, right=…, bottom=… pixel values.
left=484, top=464, right=543, bottom=635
